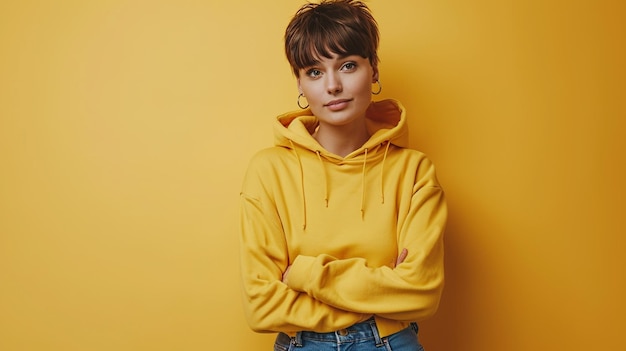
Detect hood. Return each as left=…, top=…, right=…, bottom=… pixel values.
left=273, top=99, right=408, bottom=158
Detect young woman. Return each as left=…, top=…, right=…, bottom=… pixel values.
left=239, top=1, right=447, bottom=349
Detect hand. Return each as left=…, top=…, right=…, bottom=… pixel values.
left=395, top=248, right=408, bottom=267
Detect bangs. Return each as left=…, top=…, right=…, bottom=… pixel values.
left=292, top=21, right=370, bottom=70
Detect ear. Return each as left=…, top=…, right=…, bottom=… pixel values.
left=297, top=78, right=302, bottom=94
left=372, top=65, right=379, bottom=82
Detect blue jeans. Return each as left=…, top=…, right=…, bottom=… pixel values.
left=273, top=318, right=424, bottom=351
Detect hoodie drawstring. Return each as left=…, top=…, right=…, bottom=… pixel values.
left=380, top=141, right=391, bottom=204
left=288, top=140, right=307, bottom=230
left=360, top=148, right=368, bottom=219
left=315, top=151, right=329, bottom=207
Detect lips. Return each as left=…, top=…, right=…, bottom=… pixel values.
left=324, top=98, right=352, bottom=111
left=325, top=98, right=351, bottom=106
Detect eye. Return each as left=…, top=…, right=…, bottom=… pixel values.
left=305, top=68, right=322, bottom=78
left=341, top=62, right=357, bottom=71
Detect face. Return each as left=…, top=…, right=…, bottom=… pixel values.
left=297, top=53, right=379, bottom=130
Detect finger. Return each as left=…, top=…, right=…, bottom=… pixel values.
left=282, top=265, right=291, bottom=284
left=396, top=248, right=408, bottom=266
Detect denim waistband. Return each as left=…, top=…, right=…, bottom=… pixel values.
left=293, top=317, right=383, bottom=346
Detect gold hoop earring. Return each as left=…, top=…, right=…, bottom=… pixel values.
left=372, top=80, right=382, bottom=95
left=297, top=93, right=309, bottom=109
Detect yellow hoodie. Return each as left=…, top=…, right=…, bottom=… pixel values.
left=239, top=99, right=447, bottom=338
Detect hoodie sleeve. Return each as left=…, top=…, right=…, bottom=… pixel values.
left=238, top=151, right=367, bottom=333
left=285, top=159, right=447, bottom=322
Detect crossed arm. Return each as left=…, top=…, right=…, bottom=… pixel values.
left=282, top=248, right=408, bottom=284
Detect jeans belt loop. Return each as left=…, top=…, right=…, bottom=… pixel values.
left=293, top=331, right=303, bottom=347
left=368, top=318, right=384, bottom=347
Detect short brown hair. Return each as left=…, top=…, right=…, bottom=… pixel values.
left=284, top=0, right=380, bottom=76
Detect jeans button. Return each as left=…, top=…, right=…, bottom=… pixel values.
left=338, top=329, right=348, bottom=336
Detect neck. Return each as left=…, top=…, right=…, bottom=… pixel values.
left=313, top=122, right=370, bottom=157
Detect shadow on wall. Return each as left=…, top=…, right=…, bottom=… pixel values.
left=419, top=202, right=471, bottom=350
left=420, top=198, right=494, bottom=350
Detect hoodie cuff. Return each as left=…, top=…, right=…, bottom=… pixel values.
left=286, top=255, right=316, bottom=293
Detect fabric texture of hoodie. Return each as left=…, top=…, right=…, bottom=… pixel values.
left=239, top=99, right=447, bottom=338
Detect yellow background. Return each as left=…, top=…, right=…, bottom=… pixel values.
left=1, top=0, right=624, bottom=350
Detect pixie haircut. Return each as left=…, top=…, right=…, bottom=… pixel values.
left=284, top=0, right=380, bottom=76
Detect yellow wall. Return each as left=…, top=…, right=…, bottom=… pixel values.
left=1, top=0, right=624, bottom=350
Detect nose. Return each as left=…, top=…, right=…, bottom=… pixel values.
left=325, top=72, right=342, bottom=94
